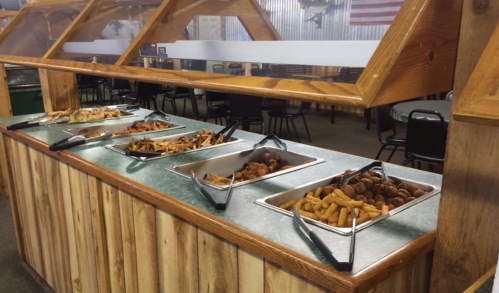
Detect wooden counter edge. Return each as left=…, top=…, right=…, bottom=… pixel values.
left=463, top=266, right=496, bottom=293
left=0, top=125, right=437, bottom=293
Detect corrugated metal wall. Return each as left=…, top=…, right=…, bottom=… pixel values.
left=226, top=0, right=389, bottom=41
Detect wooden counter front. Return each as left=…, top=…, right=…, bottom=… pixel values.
left=0, top=123, right=435, bottom=293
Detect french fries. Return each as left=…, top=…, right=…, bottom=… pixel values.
left=278, top=185, right=385, bottom=228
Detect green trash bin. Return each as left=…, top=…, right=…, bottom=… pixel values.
left=9, top=87, right=44, bottom=116
left=6, top=65, right=45, bottom=116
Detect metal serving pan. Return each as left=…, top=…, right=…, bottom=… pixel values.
left=64, top=120, right=185, bottom=139
left=255, top=173, right=440, bottom=235
left=167, top=146, right=325, bottom=191
left=65, top=105, right=138, bottom=125
left=105, top=131, right=244, bottom=162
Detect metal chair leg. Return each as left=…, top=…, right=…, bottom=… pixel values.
left=285, top=118, right=290, bottom=132
left=290, top=119, right=300, bottom=143
left=279, top=118, right=284, bottom=137
left=386, top=145, right=398, bottom=162
left=330, top=105, right=335, bottom=124
left=375, top=144, right=387, bottom=160
left=268, top=117, right=273, bottom=134
left=183, top=99, right=186, bottom=116
left=301, top=115, right=312, bottom=142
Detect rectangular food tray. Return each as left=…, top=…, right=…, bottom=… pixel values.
left=255, top=173, right=440, bottom=235
left=167, top=147, right=325, bottom=191
left=105, top=131, right=244, bottom=162
left=64, top=120, right=185, bottom=139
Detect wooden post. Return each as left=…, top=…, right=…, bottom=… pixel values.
left=429, top=1, right=499, bottom=292
left=39, top=69, right=80, bottom=112
left=0, top=63, right=12, bottom=117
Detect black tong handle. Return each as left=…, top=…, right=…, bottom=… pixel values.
left=49, top=138, right=85, bottom=151
left=214, top=120, right=240, bottom=142
left=7, top=121, right=38, bottom=130
left=253, top=134, right=287, bottom=151
left=340, top=161, right=388, bottom=187
left=125, top=150, right=163, bottom=158
left=191, top=171, right=234, bottom=210
left=144, top=110, right=170, bottom=121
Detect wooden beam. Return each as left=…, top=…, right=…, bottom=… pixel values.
left=115, top=0, right=180, bottom=66
left=39, top=69, right=80, bottom=112
left=429, top=0, right=499, bottom=292
left=43, top=0, right=100, bottom=59
left=0, top=4, right=33, bottom=45
left=0, top=11, right=18, bottom=18
left=357, top=0, right=462, bottom=107
left=0, top=64, right=12, bottom=117
left=237, top=0, right=281, bottom=41
left=0, top=54, right=363, bottom=106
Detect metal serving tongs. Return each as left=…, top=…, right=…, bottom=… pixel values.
left=49, top=131, right=113, bottom=151
left=253, top=133, right=287, bottom=151
left=124, top=120, right=240, bottom=158
left=340, top=161, right=389, bottom=187
left=191, top=170, right=235, bottom=210
left=7, top=116, right=70, bottom=131
left=293, top=206, right=357, bottom=272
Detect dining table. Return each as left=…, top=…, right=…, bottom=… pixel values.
left=391, top=100, right=452, bottom=123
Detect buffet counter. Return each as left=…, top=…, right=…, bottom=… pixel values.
left=0, top=109, right=441, bottom=293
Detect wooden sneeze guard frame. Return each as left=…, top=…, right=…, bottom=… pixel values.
left=0, top=0, right=462, bottom=108
left=453, top=21, right=499, bottom=126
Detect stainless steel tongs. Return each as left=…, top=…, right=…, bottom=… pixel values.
left=340, top=161, right=389, bottom=187
left=293, top=206, right=357, bottom=272
left=253, top=134, right=287, bottom=151
left=191, top=170, right=235, bottom=210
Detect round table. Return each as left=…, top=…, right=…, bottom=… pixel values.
left=390, top=100, right=451, bottom=123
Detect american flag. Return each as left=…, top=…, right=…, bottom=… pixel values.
left=349, top=0, right=405, bottom=26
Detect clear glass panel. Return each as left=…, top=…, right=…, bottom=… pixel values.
left=0, top=3, right=86, bottom=57
left=52, top=0, right=163, bottom=64
left=129, top=0, right=405, bottom=79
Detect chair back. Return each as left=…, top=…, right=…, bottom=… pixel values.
left=228, top=94, right=263, bottom=120
left=137, top=82, right=161, bottom=97
left=77, top=74, right=98, bottom=87
left=228, top=63, right=242, bottom=69
left=299, top=102, right=311, bottom=115
left=111, top=78, right=131, bottom=91
left=173, top=86, right=189, bottom=95
left=336, top=67, right=364, bottom=83
left=374, top=105, right=396, bottom=142
left=251, top=68, right=272, bottom=77
left=206, top=91, right=229, bottom=103
left=406, top=110, right=447, bottom=160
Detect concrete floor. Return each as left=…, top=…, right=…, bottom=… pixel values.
left=0, top=96, right=416, bottom=292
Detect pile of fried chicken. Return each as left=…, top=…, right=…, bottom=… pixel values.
left=47, top=107, right=123, bottom=123
left=204, top=155, right=293, bottom=186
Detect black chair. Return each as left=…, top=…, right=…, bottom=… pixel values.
left=262, top=98, right=287, bottom=111
left=228, top=63, right=242, bottom=69
left=374, top=105, right=406, bottom=162
left=205, top=91, right=229, bottom=111
left=268, top=102, right=312, bottom=143
left=102, top=78, right=132, bottom=104
left=77, top=74, right=100, bottom=103
left=121, top=82, right=161, bottom=110
left=163, top=87, right=191, bottom=115
left=228, top=94, right=264, bottom=133
left=190, top=89, right=228, bottom=124
left=403, top=110, right=448, bottom=171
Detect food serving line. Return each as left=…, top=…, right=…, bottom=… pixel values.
left=0, top=107, right=441, bottom=293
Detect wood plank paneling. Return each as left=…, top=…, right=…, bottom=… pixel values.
left=132, top=197, right=159, bottom=293
left=0, top=134, right=24, bottom=259
left=15, top=141, right=44, bottom=276
left=67, top=166, right=99, bottom=293
left=87, top=176, right=111, bottom=293
left=39, top=69, right=79, bottom=112
left=156, top=208, right=198, bottom=293
left=118, top=190, right=139, bottom=293
left=198, top=228, right=238, bottom=293
left=59, top=162, right=81, bottom=293
left=28, top=148, right=58, bottom=290
left=238, top=248, right=264, bottom=293
left=264, top=261, right=328, bottom=293
left=43, top=155, right=72, bottom=293
left=0, top=63, right=12, bottom=118
left=102, top=183, right=125, bottom=293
